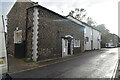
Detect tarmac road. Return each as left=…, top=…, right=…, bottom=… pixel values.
left=11, top=48, right=118, bottom=78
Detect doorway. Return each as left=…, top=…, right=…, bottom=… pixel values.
left=91, top=40, right=93, bottom=50
left=62, top=35, right=73, bottom=57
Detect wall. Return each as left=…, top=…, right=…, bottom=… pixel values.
left=93, top=29, right=101, bottom=49
left=7, top=2, right=34, bottom=56
left=84, top=26, right=92, bottom=50
left=7, top=2, right=84, bottom=61
left=37, top=6, right=84, bottom=60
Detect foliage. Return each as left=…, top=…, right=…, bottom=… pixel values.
left=68, top=8, right=119, bottom=47
left=87, top=17, right=97, bottom=26
left=69, top=8, right=87, bottom=21
left=96, top=24, right=115, bottom=47
left=23, top=58, right=33, bottom=63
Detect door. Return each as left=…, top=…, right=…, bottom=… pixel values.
left=91, top=40, right=93, bottom=50
left=70, top=40, right=74, bottom=55
left=68, top=41, right=71, bottom=55
left=62, top=38, right=68, bottom=57
left=62, top=38, right=74, bottom=57
left=67, top=39, right=73, bottom=55
left=97, top=40, right=100, bottom=49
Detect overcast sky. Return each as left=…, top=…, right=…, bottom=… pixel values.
left=0, top=0, right=119, bottom=35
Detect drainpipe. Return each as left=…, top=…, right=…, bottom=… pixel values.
left=92, top=28, right=93, bottom=50
left=25, top=5, right=36, bottom=58
left=25, top=7, right=33, bottom=58
left=25, top=8, right=28, bottom=57
left=2, top=15, right=6, bottom=42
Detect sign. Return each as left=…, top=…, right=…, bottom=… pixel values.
left=14, top=30, right=22, bottom=43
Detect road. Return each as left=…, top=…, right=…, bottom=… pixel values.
left=11, top=48, right=118, bottom=78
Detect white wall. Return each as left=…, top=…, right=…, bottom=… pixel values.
left=84, top=26, right=92, bottom=50
left=67, top=16, right=101, bottom=50
left=93, top=29, right=101, bottom=49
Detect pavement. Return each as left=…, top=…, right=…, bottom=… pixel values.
left=115, top=48, right=120, bottom=78
left=8, top=51, right=85, bottom=74
left=8, top=54, right=39, bottom=74
left=115, top=60, right=120, bottom=78
left=8, top=48, right=118, bottom=78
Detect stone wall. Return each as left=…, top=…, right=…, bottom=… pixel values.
left=7, top=2, right=34, bottom=55
left=7, top=2, right=84, bottom=60
left=37, top=6, right=84, bottom=60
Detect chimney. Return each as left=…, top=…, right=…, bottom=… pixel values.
left=33, top=2, right=39, bottom=6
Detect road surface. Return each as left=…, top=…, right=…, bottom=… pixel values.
left=11, top=48, right=118, bottom=78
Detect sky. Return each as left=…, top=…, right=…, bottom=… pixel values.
left=0, top=0, right=119, bottom=35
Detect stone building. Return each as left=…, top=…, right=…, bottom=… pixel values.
left=7, top=1, right=85, bottom=61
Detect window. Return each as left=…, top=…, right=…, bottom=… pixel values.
left=91, top=30, right=92, bottom=36
left=84, top=28, right=86, bottom=34
left=74, top=39, right=80, bottom=47
left=86, top=37, right=89, bottom=42
left=98, top=39, right=100, bottom=41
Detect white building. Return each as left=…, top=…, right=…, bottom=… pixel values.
left=67, top=16, right=101, bottom=50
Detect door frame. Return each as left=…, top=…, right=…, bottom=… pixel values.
left=62, top=35, right=73, bottom=57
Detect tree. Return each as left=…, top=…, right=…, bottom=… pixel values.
left=96, top=24, right=112, bottom=47
left=68, top=8, right=87, bottom=21
left=86, top=17, right=96, bottom=26
left=96, top=24, right=106, bottom=32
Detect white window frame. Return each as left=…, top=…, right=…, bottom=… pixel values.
left=74, top=39, right=80, bottom=47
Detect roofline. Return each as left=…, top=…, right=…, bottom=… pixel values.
left=26, top=5, right=85, bottom=28
left=66, top=15, right=101, bottom=32
left=7, top=1, right=85, bottom=29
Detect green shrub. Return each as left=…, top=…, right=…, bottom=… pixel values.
left=23, top=58, right=33, bottom=63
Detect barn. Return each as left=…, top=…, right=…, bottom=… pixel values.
left=7, top=1, right=85, bottom=61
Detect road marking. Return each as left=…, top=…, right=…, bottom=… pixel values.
left=110, top=59, right=118, bottom=80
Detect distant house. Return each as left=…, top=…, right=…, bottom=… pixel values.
left=105, top=34, right=118, bottom=48
left=67, top=15, right=101, bottom=50
left=118, top=36, right=120, bottom=47
left=7, top=1, right=85, bottom=61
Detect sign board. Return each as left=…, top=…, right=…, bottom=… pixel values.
left=14, top=30, right=22, bottom=43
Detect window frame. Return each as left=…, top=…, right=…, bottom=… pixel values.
left=74, top=39, right=80, bottom=47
